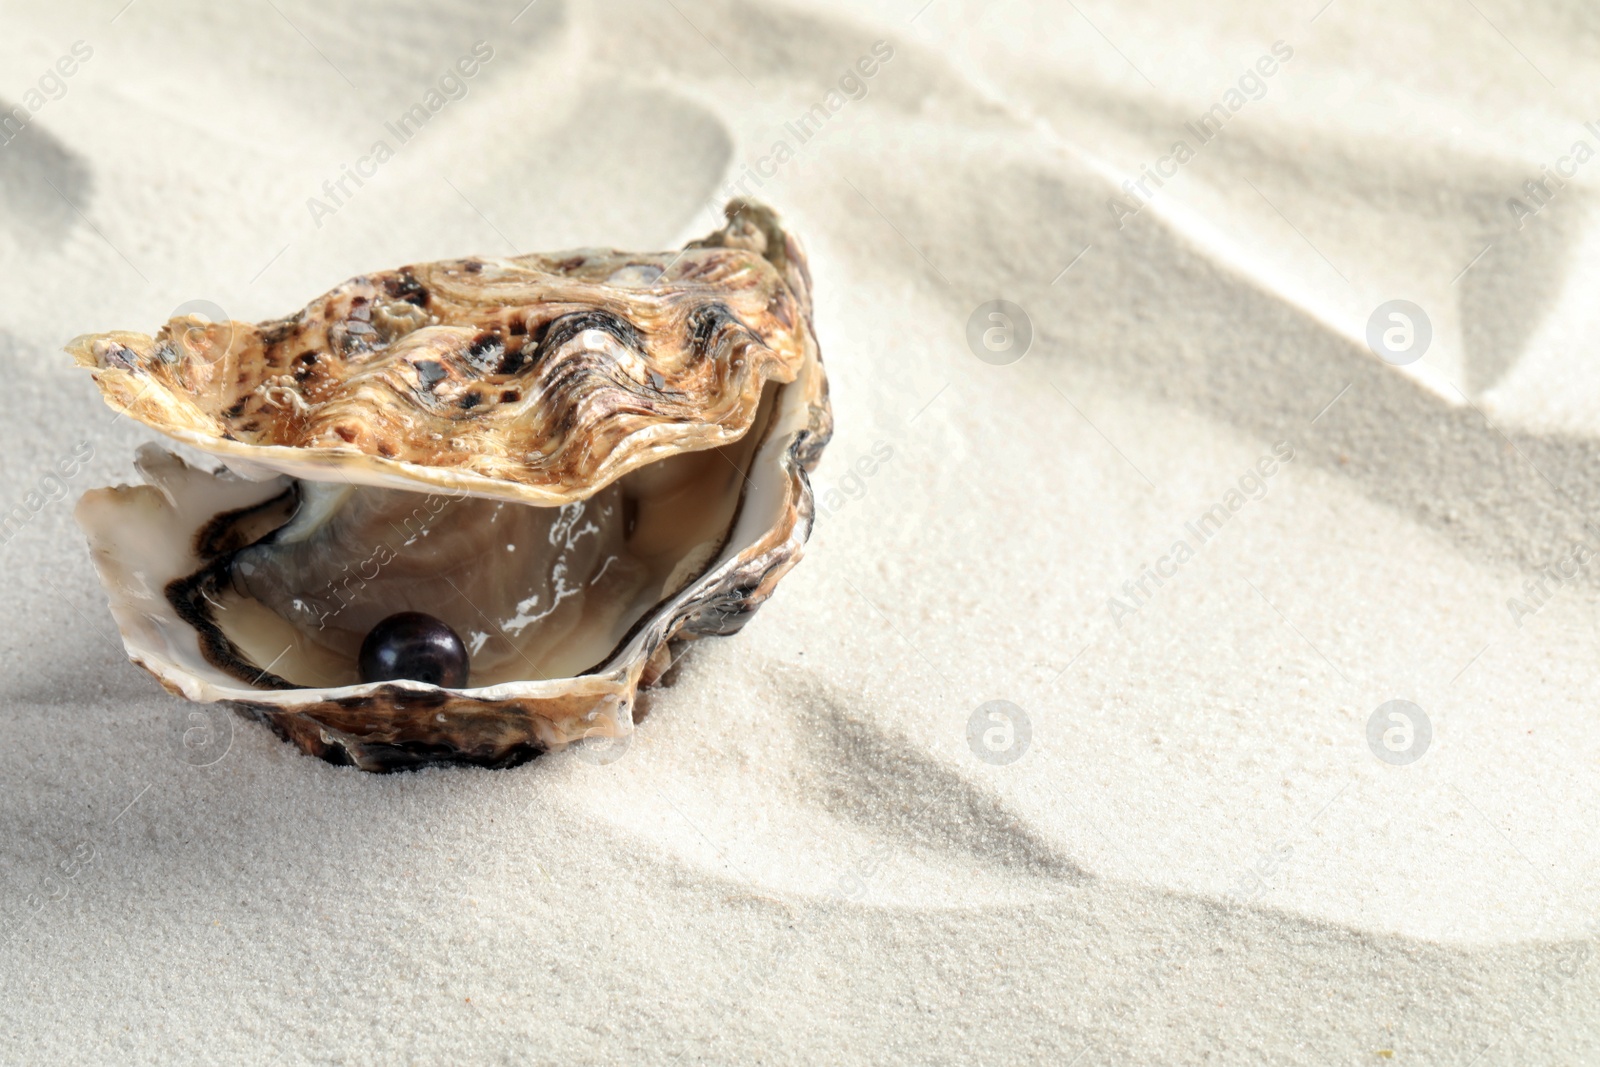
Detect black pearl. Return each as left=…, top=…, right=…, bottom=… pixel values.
left=358, top=612, right=470, bottom=688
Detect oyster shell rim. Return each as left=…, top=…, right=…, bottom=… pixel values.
left=71, top=200, right=834, bottom=770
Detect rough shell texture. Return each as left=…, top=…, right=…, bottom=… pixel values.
left=71, top=201, right=832, bottom=771
left=69, top=200, right=819, bottom=507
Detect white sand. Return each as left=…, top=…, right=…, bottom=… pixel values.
left=3, top=0, right=1600, bottom=1062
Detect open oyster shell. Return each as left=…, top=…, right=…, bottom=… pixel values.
left=70, top=201, right=831, bottom=771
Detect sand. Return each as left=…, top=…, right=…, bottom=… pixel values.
left=3, top=0, right=1600, bottom=1062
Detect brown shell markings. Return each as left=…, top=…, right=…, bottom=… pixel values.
left=67, top=200, right=817, bottom=506
left=69, top=201, right=835, bottom=772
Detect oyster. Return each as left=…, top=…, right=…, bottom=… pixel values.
left=70, top=201, right=831, bottom=771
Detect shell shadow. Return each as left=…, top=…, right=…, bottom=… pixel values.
left=0, top=100, right=92, bottom=248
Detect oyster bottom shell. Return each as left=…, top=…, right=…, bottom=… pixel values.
left=71, top=202, right=831, bottom=771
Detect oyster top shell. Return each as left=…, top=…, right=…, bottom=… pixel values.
left=67, top=201, right=816, bottom=506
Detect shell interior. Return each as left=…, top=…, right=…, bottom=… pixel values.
left=68, top=201, right=832, bottom=766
